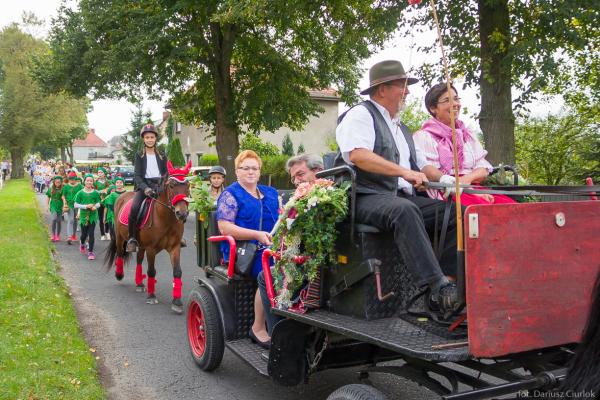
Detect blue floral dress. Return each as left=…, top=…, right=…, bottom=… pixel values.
left=216, top=182, right=279, bottom=278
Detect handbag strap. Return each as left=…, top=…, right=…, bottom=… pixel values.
left=257, top=189, right=263, bottom=232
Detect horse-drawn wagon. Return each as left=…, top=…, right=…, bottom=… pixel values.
left=186, top=165, right=599, bottom=399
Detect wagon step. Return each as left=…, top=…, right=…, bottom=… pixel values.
left=226, top=338, right=268, bottom=376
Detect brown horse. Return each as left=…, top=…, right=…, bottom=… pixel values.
left=105, top=161, right=191, bottom=313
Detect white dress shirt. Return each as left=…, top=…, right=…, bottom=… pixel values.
left=336, top=100, right=429, bottom=193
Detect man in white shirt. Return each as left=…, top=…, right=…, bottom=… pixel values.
left=336, top=60, right=461, bottom=319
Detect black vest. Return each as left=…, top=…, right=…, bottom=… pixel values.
left=335, top=101, right=419, bottom=195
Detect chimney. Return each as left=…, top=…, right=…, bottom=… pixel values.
left=162, top=111, right=171, bottom=122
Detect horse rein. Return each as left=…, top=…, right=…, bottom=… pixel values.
left=150, top=176, right=190, bottom=215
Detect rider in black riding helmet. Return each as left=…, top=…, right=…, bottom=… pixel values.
left=126, top=124, right=168, bottom=253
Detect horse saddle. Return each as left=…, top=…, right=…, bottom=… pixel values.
left=118, top=198, right=154, bottom=229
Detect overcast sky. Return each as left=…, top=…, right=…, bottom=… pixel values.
left=1, top=1, right=559, bottom=142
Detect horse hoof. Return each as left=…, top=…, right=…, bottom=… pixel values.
left=115, top=273, right=124, bottom=281
left=136, top=285, right=146, bottom=293
left=146, top=296, right=158, bottom=305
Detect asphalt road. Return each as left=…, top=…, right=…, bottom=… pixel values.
left=39, top=193, right=436, bottom=400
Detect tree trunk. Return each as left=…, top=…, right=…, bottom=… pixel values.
left=10, top=148, right=24, bottom=179
left=211, top=23, right=239, bottom=176
left=67, top=145, right=74, bottom=164
left=478, top=0, right=515, bottom=166
left=60, top=147, right=67, bottom=163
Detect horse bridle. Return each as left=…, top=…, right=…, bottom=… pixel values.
left=151, top=176, right=190, bottom=214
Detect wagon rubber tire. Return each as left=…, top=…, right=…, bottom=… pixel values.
left=326, top=384, right=388, bottom=400
left=186, top=286, right=224, bottom=371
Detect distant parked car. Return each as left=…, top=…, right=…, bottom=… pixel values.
left=111, top=165, right=135, bottom=185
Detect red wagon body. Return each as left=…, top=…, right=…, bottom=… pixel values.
left=466, top=201, right=600, bottom=357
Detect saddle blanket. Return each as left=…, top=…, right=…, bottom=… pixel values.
left=118, top=198, right=153, bottom=228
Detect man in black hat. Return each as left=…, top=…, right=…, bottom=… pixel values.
left=336, top=60, right=461, bottom=319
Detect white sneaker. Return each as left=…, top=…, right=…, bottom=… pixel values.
left=105, top=232, right=111, bottom=240
left=100, top=235, right=106, bottom=241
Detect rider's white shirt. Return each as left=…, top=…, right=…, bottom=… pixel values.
left=336, top=99, right=428, bottom=194
left=145, top=154, right=161, bottom=179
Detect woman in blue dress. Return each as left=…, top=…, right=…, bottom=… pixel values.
left=216, top=150, right=279, bottom=348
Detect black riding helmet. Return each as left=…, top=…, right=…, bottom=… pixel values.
left=140, top=123, right=158, bottom=137
left=208, top=165, right=226, bottom=176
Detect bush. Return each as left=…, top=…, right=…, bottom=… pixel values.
left=240, top=133, right=280, bottom=157
left=261, top=154, right=294, bottom=189
left=167, top=138, right=185, bottom=167
left=282, top=133, right=294, bottom=156
left=198, top=154, right=219, bottom=166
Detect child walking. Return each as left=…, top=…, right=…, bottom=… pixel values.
left=62, top=171, right=83, bottom=245
left=95, top=167, right=110, bottom=240
left=46, top=176, right=65, bottom=241
left=102, top=176, right=127, bottom=242
left=73, top=174, right=101, bottom=260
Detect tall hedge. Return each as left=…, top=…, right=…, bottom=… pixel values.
left=167, top=137, right=186, bottom=167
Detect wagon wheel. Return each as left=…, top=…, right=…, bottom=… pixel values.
left=327, top=384, right=388, bottom=400
left=186, top=286, right=224, bottom=371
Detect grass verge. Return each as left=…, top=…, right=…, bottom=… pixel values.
left=0, top=179, right=105, bottom=400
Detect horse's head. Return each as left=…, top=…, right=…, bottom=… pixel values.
left=166, top=161, right=192, bottom=222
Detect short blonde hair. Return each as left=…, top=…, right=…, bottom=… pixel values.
left=235, top=150, right=262, bottom=169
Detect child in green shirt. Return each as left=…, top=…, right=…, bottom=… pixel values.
left=62, top=171, right=83, bottom=245
left=102, top=176, right=127, bottom=242
left=74, top=174, right=101, bottom=260
left=95, top=167, right=110, bottom=241
left=46, top=176, right=64, bottom=242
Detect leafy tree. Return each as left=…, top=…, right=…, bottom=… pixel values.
left=121, top=103, right=152, bottom=164
left=165, top=115, right=174, bottom=145
left=167, top=137, right=186, bottom=167
left=402, top=1, right=598, bottom=165
left=0, top=24, right=88, bottom=178
left=41, top=1, right=408, bottom=175
left=281, top=133, right=294, bottom=157
left=399, top=99, right=430, bottom=133
left=240, top=134, right=279, bottom=158
left=297, top=143, right=306, bottom=155
left=30, top=143, right=58, bottom=160
left=515, top=110, right=598, bottom=185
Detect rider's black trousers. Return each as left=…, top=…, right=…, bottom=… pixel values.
left=128, top=190, right=146, bottom=241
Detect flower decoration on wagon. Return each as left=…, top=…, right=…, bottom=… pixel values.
left=270, top=178, right=350, bottom=309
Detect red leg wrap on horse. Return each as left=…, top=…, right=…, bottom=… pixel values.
left=115, top=257, right=124, bottom=276
left=147, top=277, right=156, bottom=295
left=135, top=264, right=146, bottom=286
left=173, top=278, right=182, bottom=299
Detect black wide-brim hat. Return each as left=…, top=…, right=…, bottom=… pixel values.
left=360, top=60, right=419, bottom=95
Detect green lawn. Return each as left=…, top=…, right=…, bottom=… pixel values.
left=0, top=180, right=105, bottom=400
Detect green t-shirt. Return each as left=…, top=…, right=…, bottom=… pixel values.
left=95, top=180, right=109, bottom=199
left=62, top=183, right=83, bottom=209
left=73, top=189, right=101, bottom=226
left=102, top=189, right=126, bottom=224
left=46, top=186, right=64, bottom=213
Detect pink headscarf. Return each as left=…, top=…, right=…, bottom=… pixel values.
left=421, top=117, right=472, bottom=174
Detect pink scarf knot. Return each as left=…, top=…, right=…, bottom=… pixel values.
left=421, top=118, right=472, bottom=175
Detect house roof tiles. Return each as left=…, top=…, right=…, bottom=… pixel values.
left=73, top=129, right=108, bottom=147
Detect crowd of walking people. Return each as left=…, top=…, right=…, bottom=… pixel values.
left=31, top=159, right=128, bottom=261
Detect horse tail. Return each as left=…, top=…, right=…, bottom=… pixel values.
left=561, top=270, right=600, bottom=392
left=104, top=232, right=130, bottom=271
